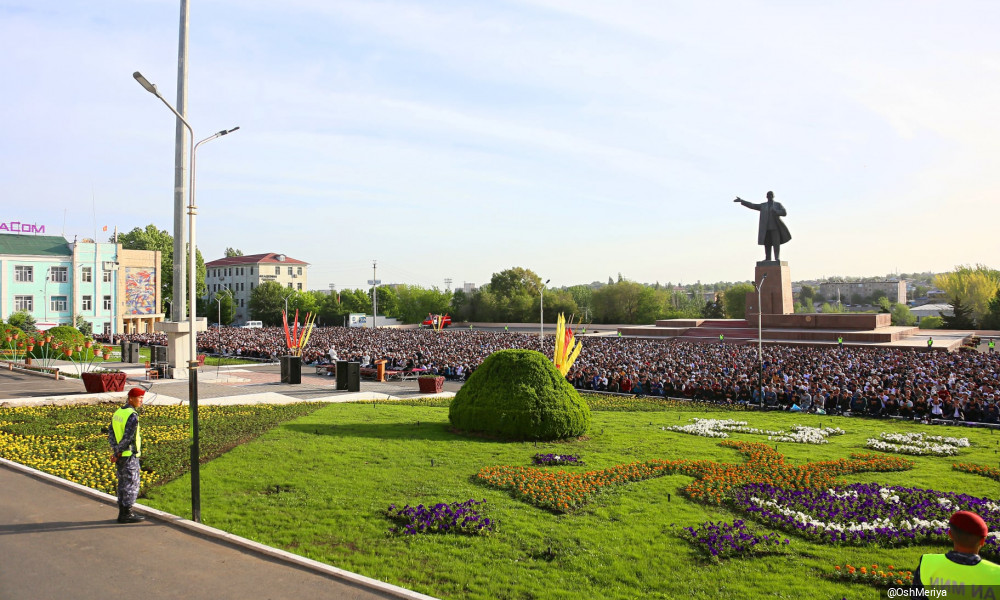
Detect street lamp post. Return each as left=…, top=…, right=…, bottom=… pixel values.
left=133, top=70, right=238, bottom=523
left=539, top=278, right=551, bottom=340
left=755, top=274, right=767, bottom=405
left=215, top=288, right=233, bottom=330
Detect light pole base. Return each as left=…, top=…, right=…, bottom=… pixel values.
left=155, top=318, right=208, bottom=378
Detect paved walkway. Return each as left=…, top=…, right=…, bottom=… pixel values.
left=0, top=461, right=434, bottom=600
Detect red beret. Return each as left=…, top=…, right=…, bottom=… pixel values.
left=950, top=511, right=988, bottom=538
left=128, top=387, right=146, bottom=398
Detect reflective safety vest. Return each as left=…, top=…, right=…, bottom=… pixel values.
left=990, top=341, right=995, bottom=349
left=928, top=339, right=934, bottom=347
left=920, top=555, right=1000, bottom=597
left=112, top=406, right=141, bottom=458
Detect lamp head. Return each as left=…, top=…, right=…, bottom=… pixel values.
left=132, top=71, right=159, bottom=96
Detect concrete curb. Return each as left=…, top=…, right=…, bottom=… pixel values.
left=0, top=457, right=438, bottom=600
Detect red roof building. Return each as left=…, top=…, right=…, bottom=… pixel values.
left=205, top=253, right=310, bottom=324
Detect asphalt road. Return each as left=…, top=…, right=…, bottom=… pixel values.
left=0, top=464, right=409, bottom=600
left=0, top=367, right=85, bottom=399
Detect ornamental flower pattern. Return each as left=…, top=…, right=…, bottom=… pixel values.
left=532, top=453, right=583, bottom=466
left=476, top=441, right=911, bottom=512
left=386, top=499, right=495, bottom=536
left=733, top=482, right=999, bottom=560
left=682, top=519, right=790, bottom=560
left=665, top=418, right=845, bottom=444
left=865, top=432, right=970, bottom=457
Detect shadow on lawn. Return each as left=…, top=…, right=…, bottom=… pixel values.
left=284, top=421, right=532, bottom=444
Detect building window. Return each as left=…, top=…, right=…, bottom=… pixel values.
left=275, top=266, right=280, bottom=275
left=287, top=266, right=293, bottom=275
left=297, top=267, right=303, bottom=276
left=51, top=296, right=68, bottom=312
left=81, top=267, right=92, bottom=282
left=50, top=267, right=68, bottom=283
left=297, top=283, right=302, bottom=290
left=250, top=267, right=254, bottom=275
left=82, top=296, right=93, bottom=311
left=14, top=266, right=33, bottom=282
left=103, top=295, right=112, bottom=311
left=288, top=283, right=293, bottom=289
left=103, top=322, right=111, bottom=335
left=250, top=282, right=254, bottom=290
left=14, top=295, right=33, bottom=311
left=240, top=298, right=245, bottom=307
left=103, top=270, right=112, bottom=283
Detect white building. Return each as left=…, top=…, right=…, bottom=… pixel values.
left=204, top=253, right=309, bottom=324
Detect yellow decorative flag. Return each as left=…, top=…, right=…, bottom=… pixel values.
left=553, top=313, right=582, bottom=376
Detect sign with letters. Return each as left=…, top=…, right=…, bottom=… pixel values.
left=0, top=221, right=45, bottom=234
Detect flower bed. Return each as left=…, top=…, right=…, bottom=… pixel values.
left=477, top=441, right=913, bottom=512
left=953, top=462, right=1000, bottom=482
left=732, top=482, right=1000, bottom=559
left=665, top=418, right=845, bottom=444
left=386, top=499, right=495, bottom=536
left=828, top=562, right=913, bottom=587
left=865, top=432, right=970, bottom=457
left=682, top=519, right=790, bottom=560
left=532, top=453, right=583, bottom=466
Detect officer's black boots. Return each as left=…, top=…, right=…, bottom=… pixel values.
left=117, top=504, right=146, bottom=524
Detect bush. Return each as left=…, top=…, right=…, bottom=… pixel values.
left=919, top=316, right=944, bottom=329
left=449, top=349, right=590, bottom=440
left=26, top=326, right=96, bottom=360
left=7, top=310, right=36, bottom=333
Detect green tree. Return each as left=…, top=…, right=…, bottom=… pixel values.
left=224, top=247, right=243, bottom=257
left=722, top=283, right=755, bottom=319
left=566, top=285, right=595, bottom=322
left=208, top=291, right=237, bottom=326
left=117, top=224, right=206, bottom=307
left=891, top=303, right=916, bottom=326
left=488, top=267, right=543, bottom=322
left=914, top=285, right=930, bottom=299
left=982, top=290, right=1000, bottom=330
left=395, top=285, right=453, bottom=324
left=798, top=285, right=816, bottom=307
left=701, top=296, right=726, bottom=319
left=7, top=310, right=36, bottom=333
left=248, top=281, right=288, bottom=326
left=592, top=281, right=661, bottom=323
left=934, top=265, right=1000, bottom=327
left=876, top=296, right=891, bottom=313
left=74, top=315, right=94, bottom=337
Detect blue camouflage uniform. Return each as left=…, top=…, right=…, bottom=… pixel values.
left=108, top=405, right=141, bottom=509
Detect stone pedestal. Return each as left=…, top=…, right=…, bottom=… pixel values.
left=746, top=261, right=794, bottom=317
left=154, top=318, right=209, bottom=379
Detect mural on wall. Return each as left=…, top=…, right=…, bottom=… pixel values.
left=125, top=268, right=157, bottom=315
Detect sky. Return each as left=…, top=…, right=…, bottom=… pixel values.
left=2, top=0, right=999, bottom=291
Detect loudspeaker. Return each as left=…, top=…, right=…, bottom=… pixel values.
left=280, top=355, right=302, bottom=384
left=336, top=361, right=348, bottom=390
left=347, top=362, right=361, bottom=392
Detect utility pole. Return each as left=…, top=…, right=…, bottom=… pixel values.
left=368, top=260, right=379, bottom=329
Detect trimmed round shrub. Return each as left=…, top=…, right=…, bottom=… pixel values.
left=449, top=349, right=590, bottom=440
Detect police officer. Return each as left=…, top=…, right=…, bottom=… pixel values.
left=837, top=336, right=843, bottom=348
left=928, top=337, right=934, bottom=349
left=989, top=339, right=995, bottom=354
left=108, top=387, right=146, bottom=524
left=719, top=333, right=724, bottom=343
left=913, top=511, right=1000, bottom=595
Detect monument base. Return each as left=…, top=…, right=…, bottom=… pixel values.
left=745, top=261, right=793, bottom=317
left=154, top=318, right=209, bottom=378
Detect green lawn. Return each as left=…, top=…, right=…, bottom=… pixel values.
left=138, top=402, right=999, bottom=600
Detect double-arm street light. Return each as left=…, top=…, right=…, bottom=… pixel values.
left=133, top=70, right=238, bottom=523
left=215, top=288, right=233, bottom=330
left=754, top=273, right=768, bottom=405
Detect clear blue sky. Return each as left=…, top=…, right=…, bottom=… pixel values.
left=2, top=1, right=998, bottom=290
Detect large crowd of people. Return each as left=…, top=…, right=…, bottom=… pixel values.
left=100, top=327, right=1000, bottom=425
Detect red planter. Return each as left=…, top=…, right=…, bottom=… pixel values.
left=81, top=371, right=127, bottom=393
left=418, top=376, right=445, bottom=394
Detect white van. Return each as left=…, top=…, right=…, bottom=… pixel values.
left=242, top=320, right=263, bottom=329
